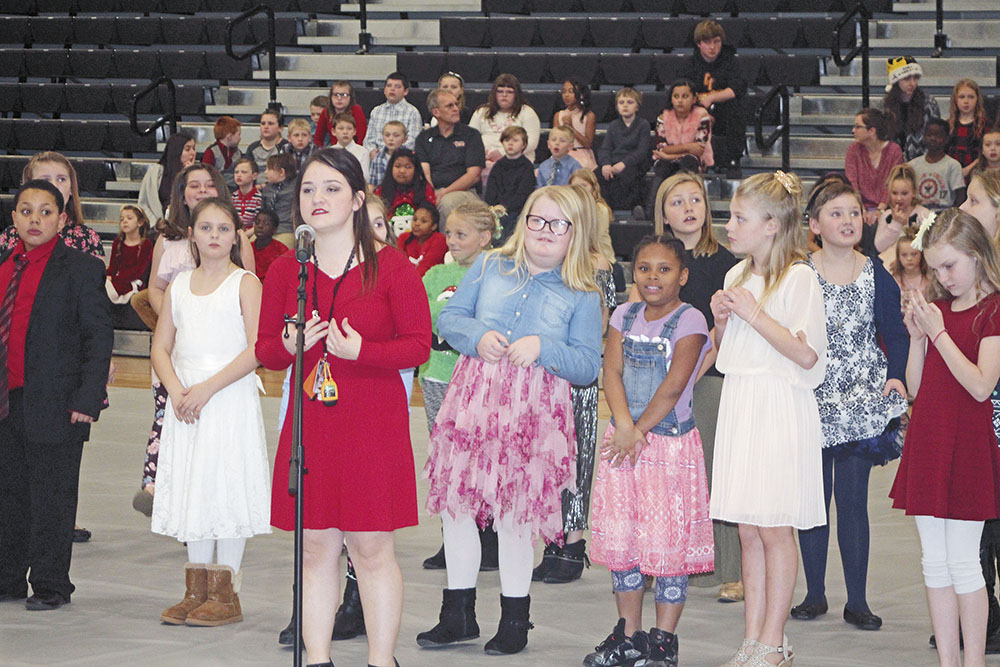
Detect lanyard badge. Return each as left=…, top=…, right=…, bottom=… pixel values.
left=304, top=355, right=339, bottom=407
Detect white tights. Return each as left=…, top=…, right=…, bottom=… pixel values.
left=186, top=537, right=247, bottom=573
left=914, top=515, right=985, bottom=594
left=441, top=513, right=534, bottom=597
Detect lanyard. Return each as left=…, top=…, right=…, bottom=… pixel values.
left=311, top=247, right=355, bottom=327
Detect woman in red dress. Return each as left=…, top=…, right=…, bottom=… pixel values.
left=256, top=148, right=431, bottom=667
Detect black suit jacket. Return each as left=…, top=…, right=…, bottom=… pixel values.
left=0, top=241, right=113, bottom=443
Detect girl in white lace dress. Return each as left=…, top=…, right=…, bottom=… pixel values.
left=150, top=198, right=270, bottom=627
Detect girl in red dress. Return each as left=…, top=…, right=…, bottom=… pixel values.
left=106, top=205, right=153, bottom=302
left=255, top=148, right=430, bottom=667
left=891, top=208, right=1000, bottom=666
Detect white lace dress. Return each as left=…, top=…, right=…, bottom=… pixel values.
left=151, top=269, right=272, bottom=541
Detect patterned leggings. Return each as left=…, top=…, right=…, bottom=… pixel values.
left=611, top=566, right=688, bottom=604
left=140, top=381, right=168, bottom=489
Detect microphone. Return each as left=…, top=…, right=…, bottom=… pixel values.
left=294, top=224, right=315, bottom=263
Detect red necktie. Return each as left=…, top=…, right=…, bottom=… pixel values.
left=0, top=254, right=29, bottom=419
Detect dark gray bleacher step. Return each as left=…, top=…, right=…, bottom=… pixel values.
left=873, top=19, right=1000, bottom=48
left=822, top=55, right=998, bottom=87
left=300, top=18, right=440, bottom=46
left=114, top=330, right=151, bottom=358
left=257, top=53, right=397, bottom=82
left=893, top=0, right=1000, bottom=12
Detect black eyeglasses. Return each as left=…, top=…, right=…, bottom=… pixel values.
left=525, top=215, right=573, bottom=236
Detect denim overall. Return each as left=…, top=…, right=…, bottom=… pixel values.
left=608, top=301, right=695, bottom=604
left=612, top=302, right=696, bottom=437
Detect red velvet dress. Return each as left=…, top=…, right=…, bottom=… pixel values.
left=256, top=247, right=431, bottom=531
left=890, top=293, right=1000, bottom=520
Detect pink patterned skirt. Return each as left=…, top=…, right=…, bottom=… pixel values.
left=423, top=354, right=577, bottom=544
left=590, top=424, right=714, bottom=577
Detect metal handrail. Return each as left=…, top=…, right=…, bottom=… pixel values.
left=129, top=76, right=177, bottom=139
left=226, top=4, right=278, bottom=109
left=754, top=84, right=790, bottom=173
left=832, top=1, right=872, bottom=108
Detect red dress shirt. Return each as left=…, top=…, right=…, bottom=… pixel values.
left=1, top=236, right=58, bottom=390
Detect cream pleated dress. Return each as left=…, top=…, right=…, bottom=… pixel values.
left=710, top=261, right=828, bottom=529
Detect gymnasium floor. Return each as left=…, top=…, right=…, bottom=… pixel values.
left=0, top=361, right=964, bottom=666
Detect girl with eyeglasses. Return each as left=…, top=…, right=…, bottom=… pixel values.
left=313, top=80, right=367, bottom=148
left=419, top=185, right=603, bottom=656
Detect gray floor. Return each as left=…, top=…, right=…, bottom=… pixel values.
left=0, top=386, right=973, bottom=666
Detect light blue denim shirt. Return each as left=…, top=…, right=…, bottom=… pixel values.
left=438, top=252, right=602, bottom=386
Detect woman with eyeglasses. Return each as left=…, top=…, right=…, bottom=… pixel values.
left=469, top=73, right=541, bottom=187
left=419, top=185, right=603, bottom=656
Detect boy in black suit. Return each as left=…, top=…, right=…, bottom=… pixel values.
left=0, top=180, right=113, bottom=610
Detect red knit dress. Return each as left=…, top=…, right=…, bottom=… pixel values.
left=890, top=293, right=1000, bottom=520
left=256, top=247, right=431, bottom=531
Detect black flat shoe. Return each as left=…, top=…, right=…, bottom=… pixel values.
left=843, top=606, right=882, bottom=631
left=73, top=528, right=91, bottom=543
left=422, top=544, right=446, bottom=570
left=25, top=592, right=69, bottom=611
left=789, top=598, right=828, bottom=620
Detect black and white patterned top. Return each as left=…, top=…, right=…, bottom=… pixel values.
left=810, top=255, right=908, bottom=448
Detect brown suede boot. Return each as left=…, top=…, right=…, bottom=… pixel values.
left=185, top=565, right=243, bottom=626
left=161, top=563, right=208, bottom=625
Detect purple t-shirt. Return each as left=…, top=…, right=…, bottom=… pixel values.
left=609, top=301, right=711, bottom=423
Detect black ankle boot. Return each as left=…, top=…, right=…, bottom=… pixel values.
left=543, top=539, right=590, bottom=583
left=306, top=662, right=333, bottom=667
left=531, top=542, right=560, bottom=581
left=278, top=614, right=295, bottom=645
left=480, top=523, right=499, bottom=572
left=484, top=595, right=533, bottom=655
left=423, top=544, right=446, bottom=570
left=416, top=588, right=479, bottom=647
left=332, top=571, right=366, bottom=640
left=278, top=583, right=296, bottom=645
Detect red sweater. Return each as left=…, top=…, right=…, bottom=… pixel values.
left=253, top=238, right=289, bottom=281
left=314, top=105, right=367, bottom=148
left=106, top=237, right=153, bottom=296
left=397, top=231, right=447, bottom=277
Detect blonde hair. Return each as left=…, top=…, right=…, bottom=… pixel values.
left=730, top=171, right=806, bottom=315
left=653, top=172, right=719, bottom=258
left=549, top=125, right=574, bottom=142
left=287, top=117, right=311, bottom=133
left=885, top=163, right=921, bottom=204
left=615, top=87, right=642, bottom=106
left=365, top=187, right=395, bottom=247
left=921, top=208, right=1000, bottom=302
left=969, top=168, right=1000, bottom=244
left=22, top=152, right=85, bottom=226
left=892, top=225, right=928, bottom=280
left=448, top=199, right=499, bottom=239
left=491, top=185, right=598, bottom=292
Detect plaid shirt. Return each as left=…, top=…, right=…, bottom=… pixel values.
left=362, top=99, right=422, bottom=153
left=369, top=146, right=391, bottom=186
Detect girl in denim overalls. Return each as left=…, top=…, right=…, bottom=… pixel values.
left=588, top=236, right=714, bottom=667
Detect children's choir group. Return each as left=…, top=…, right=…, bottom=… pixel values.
left=4, top=17, right=1000, bottom=667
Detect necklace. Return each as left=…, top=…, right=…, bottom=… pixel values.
left=817, top=251, right=860, bottom=286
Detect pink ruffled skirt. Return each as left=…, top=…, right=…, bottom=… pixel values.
left=590, top=424, right=714, bottom=577
left=423, top=354, right=576, bottom=544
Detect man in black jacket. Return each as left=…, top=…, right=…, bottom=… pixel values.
left=682, top=19, right=748, bottom=175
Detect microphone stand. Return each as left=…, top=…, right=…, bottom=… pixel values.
left=284, top=257, right=309, bottom=667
